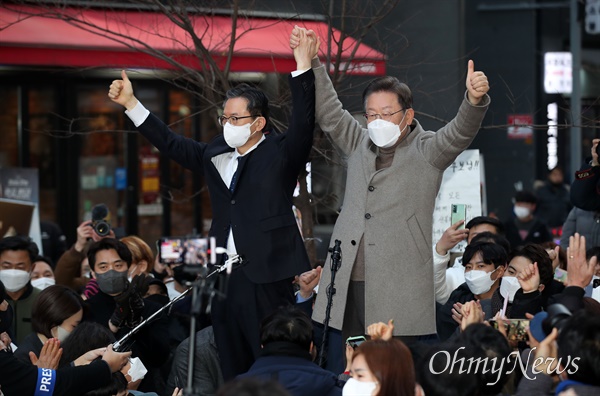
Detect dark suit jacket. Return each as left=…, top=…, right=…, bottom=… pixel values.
left=137, top=71, right=315, bottom=284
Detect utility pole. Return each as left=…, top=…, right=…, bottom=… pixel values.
left=570, top=0, right=582, bottom=174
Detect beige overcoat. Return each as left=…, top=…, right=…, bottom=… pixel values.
left=311, top=58, right=491, bottom=336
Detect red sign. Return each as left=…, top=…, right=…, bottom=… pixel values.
left=507, top=114, right=533, bottom=140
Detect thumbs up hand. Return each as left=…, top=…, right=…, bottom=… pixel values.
left=465, top=60, right=489, bottom=105
left=108, top=70, right=138, bottom=110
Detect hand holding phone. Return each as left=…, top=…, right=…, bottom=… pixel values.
left=451, top=204, right=467, bottom=229
left=346, top=335, right=367, bottom=349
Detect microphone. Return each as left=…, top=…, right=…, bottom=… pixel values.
left=331, top=240, right=341, bottom=262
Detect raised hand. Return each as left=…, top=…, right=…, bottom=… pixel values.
left=460, top=300, right=484, bottom=331
left=297, top=266, right=322, bottom=299
left=465, top=60, right=489, bottom=105
left=367, top=319, right=394, bottom=341
left=108, top=70, right=138, bottom=110
left=292, top=26, right=320, bottom=71
left=435, top=220, right=469, bottom=255
left=566, top=233, right=596, bottom=288
left=517, top=262, right=540, bottom=293
left=30, top=338, right=62, bottom=370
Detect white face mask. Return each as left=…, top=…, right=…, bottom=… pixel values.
left=31, top=277, right=56, bottom=290
left=367, top=112, right=408, bottom=148
left=0, top=269, right=31, bottom=292
left=127, top=265, right=137, bottom=283
left=52, top=325, right=72, bottom=343
left=499, top=276, right=521, bottom=303
left=223, top=118, right=258, bottom=148
left=465, top=268, right=497, bottom=295
left=514, top=206, right=530, bottom=219
left=127, top=357, right=148, bottom=383
left=343, top=378, right=378, bottom=396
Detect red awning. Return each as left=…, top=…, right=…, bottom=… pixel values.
left=0, top=5, right=386, bottom=76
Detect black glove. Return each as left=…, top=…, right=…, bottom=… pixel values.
left=110, top=274, right=151, bottom=329
left=124, top=274, right=152, bottom=328
left=110, top=285, right=131, bottom=329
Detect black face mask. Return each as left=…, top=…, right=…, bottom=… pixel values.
left=151, top=269, right=169, bottom=282
left=0, top=303, right=14, bottom=334
left=145, top=294, right=170, bottom=307
left=96, top=270, right=128, bottom=295
left=172, top=264, right=194, bottom=285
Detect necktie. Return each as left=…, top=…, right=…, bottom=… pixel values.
left=229, top=157, right=240, bottom=193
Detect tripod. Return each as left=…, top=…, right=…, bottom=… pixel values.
left=317, top=239, right=342, bottom=368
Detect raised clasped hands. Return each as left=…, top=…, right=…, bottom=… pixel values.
left=290, top=25, right=320, bottom=70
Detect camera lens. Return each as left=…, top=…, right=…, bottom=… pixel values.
left=94, top=220, right=110, bottom=237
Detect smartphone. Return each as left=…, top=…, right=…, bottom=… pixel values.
left=451, top=204, right=467, bottom=229
left=158, top=236, right=216, bottom=265
left=490, top=319, right=530, bottom=342
left=346, top=335, right=367, bottom=349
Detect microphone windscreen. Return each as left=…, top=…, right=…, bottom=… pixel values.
left=91, top=204, right=108, bottom=221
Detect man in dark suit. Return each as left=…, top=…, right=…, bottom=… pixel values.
left=108, top=30, right=319, bottom=378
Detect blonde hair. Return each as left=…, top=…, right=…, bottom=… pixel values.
left=120, top=235, right=154, bottom=273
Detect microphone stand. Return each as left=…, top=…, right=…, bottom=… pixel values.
left=318, top=239, right=342, bottom=368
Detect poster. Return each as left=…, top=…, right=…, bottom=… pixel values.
left=0, top=168, right=43, bottom=251
left=432, top=150, right=482, bottom=253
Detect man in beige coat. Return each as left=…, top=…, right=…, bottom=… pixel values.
left=291, top=28, right=490, bottom=345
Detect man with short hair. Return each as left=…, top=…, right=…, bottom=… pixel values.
left=238, top=305, right=342, bottom=396
left=86, top=238, right=169, bottom=374
left=0, top=236, right=41, bottom=344
left=290, top=28, right=491, bottom=346
left=434, top=216, right=505, bottom=303
left=504, top=191, right=552, bottom=249
left=108, top=32, right=319, bottom=378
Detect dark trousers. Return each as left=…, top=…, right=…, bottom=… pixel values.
left=211, top=269, right=294, bottom=380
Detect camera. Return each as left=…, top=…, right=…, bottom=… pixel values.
left=91, top=204, right=111, bottom=237
left=542, top=303, right=572, bottom=335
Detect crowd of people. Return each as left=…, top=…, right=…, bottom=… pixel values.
left=1, top=25, right=600, bottom=396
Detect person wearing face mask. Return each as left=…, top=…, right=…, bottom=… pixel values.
left=31, top=255, right=56, bottom=290
left=120, top=236, right=154, bottom=282
left=289, top=29, right=490, bottom=354
left=0, top=235, right=42, bottom=344
left=343, top=339, right=421, bottom=396
left=85, top=238, right=170, bottom=393
left=13, top=285, right=84, bottom=364
left=489, top=243, right=555, bottom=319
left=108, top=29, right=318, bottom=380
left=504, top=191, right=552, bottom=250
left=437, top=241, right=507, bottom=341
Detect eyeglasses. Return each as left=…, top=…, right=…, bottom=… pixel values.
left=364, top=108, right=404, bottom=122
left=217, top=115, right=259, bottom=126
